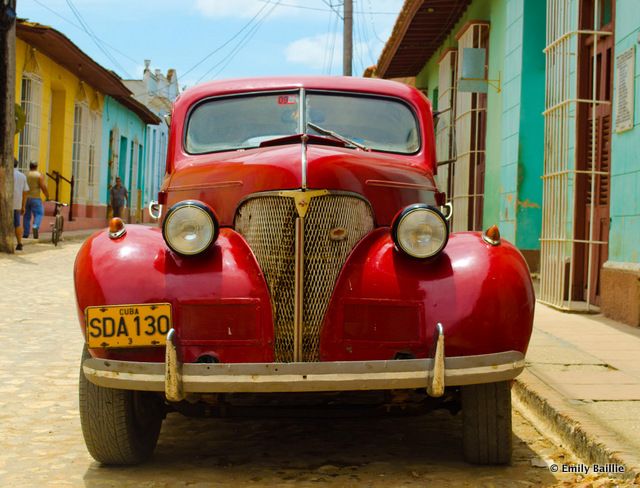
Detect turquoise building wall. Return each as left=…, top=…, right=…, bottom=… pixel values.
left=100, top=96, right=147, bottom=206
left=509, top=0, right=546, bottom=251
left=414, top=0, right=545, bottom=256
left=609, top=0, right=640, bottom=264
left=415, top=0, right=506, bottom=231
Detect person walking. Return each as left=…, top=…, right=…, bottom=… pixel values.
left=23, top=161, right=49, bottom=240
left=13, top=159, right=29, bottom=251
left=110, top=177, right=128, bottom=219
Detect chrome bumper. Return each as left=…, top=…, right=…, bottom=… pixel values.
left=82, top=328, right=525, bottom=401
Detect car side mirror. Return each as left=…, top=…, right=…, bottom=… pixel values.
left=441, top=202, right=453, bottom=221
left=432, top=107, right=451, bottom=126
left=148, top=200, right=161, bottom=220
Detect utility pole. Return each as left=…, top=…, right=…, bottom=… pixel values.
left=343, top=0, right=352, bottom=76
left=0, top=0, right=17, bottom=253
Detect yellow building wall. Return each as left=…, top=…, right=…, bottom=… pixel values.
left=14, top=38, right=104, bottom=202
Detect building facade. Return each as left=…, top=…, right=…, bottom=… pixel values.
left=101, top=96, right=149, bottom=222
left=123, top=60, right=180, bottom=219
left=14, top=21, right=159, bottom=230
left=601, top=0, right=640, bottom=325
left=372, top=0, right=546, bottom=271
left=371, top=0, right=640, bottom=326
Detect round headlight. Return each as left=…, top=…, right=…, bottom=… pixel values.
left=392, top=204, right=448, bottom=258
left=163, top=201, right=218, bottom=256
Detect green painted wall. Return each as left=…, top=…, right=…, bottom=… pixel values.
left=498, top=0, right=523, bottom=243
left=514, top=0, right=546, bottom=250
left=414, top=0, right=546, bottom=250
left=498, top=0, right=546, bottom=250
left=415, top=0, right=506, bottom=231
left=609, top=0, right=640, bottom=264
left=101, top=96, right=148, bottom=205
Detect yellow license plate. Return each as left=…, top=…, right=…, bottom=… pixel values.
left=85, top=303, right=172, bottom=348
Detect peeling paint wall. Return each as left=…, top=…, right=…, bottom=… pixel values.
left=514, top=0, right=545, bottom=251
left=100, top=97, right=147, bottom=206
left=413, top=0, right=545, bottom=254
left=414, top=0, right=505, bottom=231
left=13, top=38, right=104, bottom=203
left=609, top=0, right=640, bottom=264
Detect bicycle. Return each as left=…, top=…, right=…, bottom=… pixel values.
left=48, top=200, right=68, bottom=246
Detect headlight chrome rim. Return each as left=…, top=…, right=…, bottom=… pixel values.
left=162, top=200, right=218, bottom=256
left=392, top=204, right=449, bottom=259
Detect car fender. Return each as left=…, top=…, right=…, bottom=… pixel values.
left=74, top=225, right=274, bottom=363
left=319, top=229, right=535, bottom=361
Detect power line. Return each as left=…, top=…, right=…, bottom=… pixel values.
left=29, top=0, right=139, bottom=66
left=327, top=12, right=339, bottom=75
left=321, top=0, right=343, bottom=19
left=352, top=2, right=366, bottom=75
left=357, top=1, right=376, bottom=66
left=321, top=8, right=332, bottom=74
left=209, top=2, right=281, bottom=81
left=196, top=1, right=281, bottom=83
left=64, top=0, right=132, bottom=77
left=255, top=0, right=398, bottom=15
left=181, top=1, right=271, bottom=79
left=366, top=0, right=387, bottom=43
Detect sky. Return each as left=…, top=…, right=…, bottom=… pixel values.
left=16, top=0, right=404, bottom=89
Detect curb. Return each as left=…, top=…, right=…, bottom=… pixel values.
left=513, top=369, right=640, bottom=481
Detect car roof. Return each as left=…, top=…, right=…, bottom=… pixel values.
left=176, top=76, right=422, bottom=106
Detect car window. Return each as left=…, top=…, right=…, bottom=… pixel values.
left=306, top=93, right=419, bottom=154
left=185, top=90, right=419, bottom=155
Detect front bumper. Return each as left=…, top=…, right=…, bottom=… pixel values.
left=82, top=328, right=525, bottom=400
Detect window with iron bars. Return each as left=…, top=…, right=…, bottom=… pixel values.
left=436, top=49, right=458, bottom=207
left=18, top=73, right=43, bottom=172
left=453, top=22, right=489, bottom=232
left=72, top=102, right=90, bottom=201
left=86, top=111, right=101, bottom=203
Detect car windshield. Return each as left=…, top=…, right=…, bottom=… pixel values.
left=185, top=91, right=420, bottom=155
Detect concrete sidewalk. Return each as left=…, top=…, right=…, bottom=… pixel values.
left=514, top=303, right=640, bottom=480
left=24, top=228, right=99, bottom=244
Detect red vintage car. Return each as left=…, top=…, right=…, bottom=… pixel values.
left=75, top=76, right=534, bottom=466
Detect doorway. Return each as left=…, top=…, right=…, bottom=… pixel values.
left=572, top=0, right=614, bottom=305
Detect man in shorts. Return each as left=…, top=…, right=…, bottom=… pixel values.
left=13, top=159, right=29, bottom=251
left=23, top=161, right=50, bottom=239
left=110, top=177, right=128, bottom=219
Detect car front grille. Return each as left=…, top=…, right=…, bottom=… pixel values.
left=235, top=192, right=374, bottom=362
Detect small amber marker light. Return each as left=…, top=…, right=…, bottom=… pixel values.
left=482, top=224, right=501, bottom=246
left=108, top=217, right=126, bottom=239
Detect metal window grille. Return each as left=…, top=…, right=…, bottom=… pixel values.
left=158, top=131, right=167, bottom=190
left=108, top=128, right=120, bottom=187
left=18, top=74, right=43, bottom=171
left=130, top=141, right=139, bottom=218
left=87, top=111, right=101, bottom=203
left=453, top=23, right=489, bottom=232
left=540, top=0, right=612, bottom=310
left=436, top=50, right=458, bottom=201
left=72, top=102, right=90, bottom=202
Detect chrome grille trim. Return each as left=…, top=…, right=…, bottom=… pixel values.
left=235, top=191, right=375, bottom=362
left=236, top=196, right=297, bottom=361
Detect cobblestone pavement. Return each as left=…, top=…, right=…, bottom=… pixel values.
left=0, top=242, right=631, bottom=487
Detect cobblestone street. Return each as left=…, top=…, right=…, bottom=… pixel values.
left=0, top=242, right=629, bottom=487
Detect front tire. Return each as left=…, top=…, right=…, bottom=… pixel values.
left=79, top=346, right=165, bottom=465
left=462, top=381, right=512, bottom=464
left=51, top=226, right=59, bottom=246
left=52, top=215, right=63, bottom=246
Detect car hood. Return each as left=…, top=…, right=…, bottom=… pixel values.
left=165, top=143, right=437, bottom=226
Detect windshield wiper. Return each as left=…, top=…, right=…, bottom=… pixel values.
left=307, top=122, right=369, bottom=151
